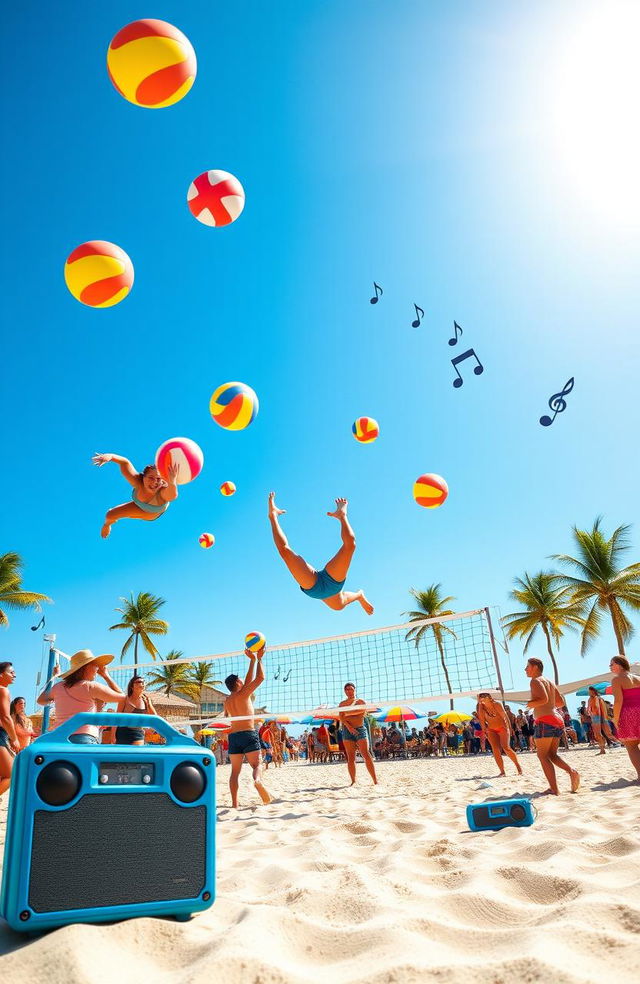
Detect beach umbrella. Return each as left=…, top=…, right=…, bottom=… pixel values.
left=432, top=711, right=472, bottom=725
left=264, top=715, right=297, bottom=724
left=575, top=682, right=610, bottom=696
left=200, top=722, right=230, bottom=733
left=375, top=705, right=425, bottom=723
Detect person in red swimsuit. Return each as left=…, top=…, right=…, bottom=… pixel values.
left=610, top=655, right=640, bottom=783
left=476, top=693, right=523, bottom=776
left=525, top=658, right=580, bottom=795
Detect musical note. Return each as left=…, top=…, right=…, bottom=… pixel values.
left=539, top=377, right=574, bottom=427
left=273, top=665, right=281, bottom=681
left=369, top=282, right=383, bottom=304
left=451, top=349, right=484, bottom=388
left=283, top=668, right=292, bottom=683
left=448, top=321, right=463, bottom=346
left=411, top=304, right=424, bottom=328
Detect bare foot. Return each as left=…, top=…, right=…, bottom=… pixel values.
left=516, top=765, right=523, bottom=775
left=570, top=769, right=581, bottom=793
left=597, top=750, right=606, bottom=755
left=268, top=491, right=286, bottom=517
left=327, top=497, right=348, bottom=519
left=357, top=591, right=374, bottom=615
left=540, top=787, right=559, bottom=796
left=101, top=523, right=112, bottom=539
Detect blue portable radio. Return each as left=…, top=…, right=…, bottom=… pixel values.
left=0, top=713, right=215, bottom=932
left=466, top=797, right=535, bottom=832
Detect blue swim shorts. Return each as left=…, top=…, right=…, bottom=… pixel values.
left=341, top=725, right=368, bottom=742
left=301, top=567, right=346, bottom=601
left=0, top=727, right=13, bottom=750
left=228, top=730, right=261, bottom=756
left=534, top=722, right=564, bottom=739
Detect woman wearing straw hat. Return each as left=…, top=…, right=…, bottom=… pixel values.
left=37, top=649, right=124, bottom=744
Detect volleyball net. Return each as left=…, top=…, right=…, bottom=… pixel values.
left=99, top=607, right=509, bottom=723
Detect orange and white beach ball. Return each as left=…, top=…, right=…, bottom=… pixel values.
left=187, top=170, right=245, bottom=227
left=107, top=19, right=197, bottom=108
left=352, top=416, right=379, bottom=444
left=64, top=241, right=134, bottom=308
left=413, top=473, right=448, bottom=508
left=220, top=481, right=236, bottom=496
left=155, top=437, right=204, bottom=485
left=199, top=533, right=215, bottom=549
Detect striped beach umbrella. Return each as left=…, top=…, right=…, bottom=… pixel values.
left=375, top=705, right=425, bottom=723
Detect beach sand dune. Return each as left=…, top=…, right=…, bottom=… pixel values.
left=1, top=748, right=639, bottom=983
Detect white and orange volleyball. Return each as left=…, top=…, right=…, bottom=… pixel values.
left=155, top=437, right=204, bottom=485
left=187, top=170, right=245, bottom=226
left=245, top=631, right=266, bottom=653
left=107, top=19, right=197, bottom=108
left=199, top=532, right=215, bottom=549
left=352, top=416, right=379, bottom=444
left=220, top=481, right=236, bottom=496
left=64, top=241, right=134, bottom=308
left=413, top=473, right=449, bottom=508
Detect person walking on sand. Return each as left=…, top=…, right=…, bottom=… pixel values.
left=268, top=492, right=374, bottom=614
left=224, top=644, right=271, bottom=807
left=338, top=683, right=378, bottom=785
left=525, top=658, right=580, bottom=795
left=476, top=694, right=523, bottom=777
left=587, top=686, right=617, bottom=755
left=610, top=655, right=640, bottom=783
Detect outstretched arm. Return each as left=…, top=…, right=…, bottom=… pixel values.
left=160, top=460, right=180, bottom=502
left=243, top=646, right=266, bottom=697
left=93, top=453, right=139, bottom=487
left=243, top=650, right=257, bottom=688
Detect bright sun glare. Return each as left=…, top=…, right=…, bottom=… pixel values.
left=552, top=1, right=640, bottom=223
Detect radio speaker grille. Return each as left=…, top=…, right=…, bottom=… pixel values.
left=29, top=793, right=206, bottom=912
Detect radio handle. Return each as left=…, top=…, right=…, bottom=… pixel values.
left=42, top=713, right=195, bottom=745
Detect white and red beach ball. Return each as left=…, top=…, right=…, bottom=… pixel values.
left=187, top=170, right=245, bottom=227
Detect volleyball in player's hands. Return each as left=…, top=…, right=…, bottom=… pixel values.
left=245, top=631, right=266, bottom=653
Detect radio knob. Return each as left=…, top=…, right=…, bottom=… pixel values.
left=170, top=762, right=206, bottom=803
left=100, top=774, right=109, bottom=785
left=142, top=774, right=151, bottom=784
left=36, top=761, right=82, bottom=806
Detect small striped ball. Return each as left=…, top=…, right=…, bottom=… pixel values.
left=413, top=473, right=449, bottom=508
left=245, top=631, right=266, bottom=653
left=64, top=241, right=134, bottom=308
left=155, top=437, right=204, bottom=485
left=199, top=532, right=215, bottom=549
left=352, top=416, right=379, bottom=444
left=187, top=170, right=245, bottom=227
left=220, top=481, right=236, bottom=496
left=107, top=19, right=197, bottom=108
left=210, top=382, right=259, bottom=431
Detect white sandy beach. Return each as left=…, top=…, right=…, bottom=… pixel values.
left=1, top=747, right=639, bottom=983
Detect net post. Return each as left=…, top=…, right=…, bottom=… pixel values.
left=483, top=608, right=506, bottom=702
left=41, top=635, right=57, bottom=734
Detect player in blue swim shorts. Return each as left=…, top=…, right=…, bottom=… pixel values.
left=268, top=492, right=374, bottom=614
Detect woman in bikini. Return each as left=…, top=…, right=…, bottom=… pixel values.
left=115, top=675, right=157, bottom=746
left=610, top=655, right=640, bottom=783
left=587, top=686, right=616, bottom=755
left=10, top=696, right=34, bottom=749
left=93, top=452, right=179, bottom=539
left=476, top=693, right=523, bottom=776
left=268, top=493, right=374, bottom=614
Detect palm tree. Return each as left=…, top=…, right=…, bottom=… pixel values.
left=146, top=650, right=190, bottom=695
left=502, top=571, right=586, bottom=684
left=552, top=518, right=640, bottom=657
left=109, top=591, right=169, bottom=664
left=403, top=585, right=457, bottom=709
left=0, top=552, right=52, bottom=627
left=180, top=662, right=223, bottom=709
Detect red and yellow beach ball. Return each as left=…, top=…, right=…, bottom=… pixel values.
left=199, top=533, right=215, bottom=549
left=155, top=437, right=204, bottom=485
left=413, top=473, right=448, bottom=508
left=220, top=481, right=236, bottom=496
left=352, top=416, right=379, bottom=444
left=64, top=241, right=134, bottom=308
left=210, top=382, right=259, bottom=431
left=107, top=19, right=197, bottom=109
left=187, top=170, right=245, bottom=227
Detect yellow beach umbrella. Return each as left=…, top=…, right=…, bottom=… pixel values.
left=432, top=711, right=472, bottom=726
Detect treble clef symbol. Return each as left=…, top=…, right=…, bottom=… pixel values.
left=539, top=377, right=574, bottom=427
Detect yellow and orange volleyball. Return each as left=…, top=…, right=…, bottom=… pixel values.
left=64, top=241, right=134, bottom=308
left=413, top=473, right=449, bottom=508
left=245, top=631, right=266, bottom=653
left=107, top=19, right=197, bottom=109
left=210, top=382, right=259, bottom=431
left=199, top=532, right=215, bottom=549
left=352, top=416, right=379, bottom=444
left=220, top=481, right=236, bottom=496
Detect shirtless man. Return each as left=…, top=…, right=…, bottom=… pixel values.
left=224, top=645, right=271, bottom=807
left=338, top=682, right=378, bottom=785
left=525, top=657, right=580, bottom=795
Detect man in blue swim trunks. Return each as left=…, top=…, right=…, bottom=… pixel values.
left=339, top=683, right=378, bottom=786
left=268, top=492, right=374, bottom=614
left=224, top=644, right=272, bottom=807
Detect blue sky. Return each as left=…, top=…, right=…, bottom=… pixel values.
left=1, top=0, right=639, bottom=715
